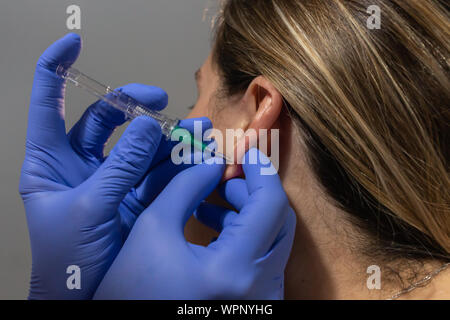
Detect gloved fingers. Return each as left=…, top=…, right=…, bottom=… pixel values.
left=178, top=117, right=213, bottom=133
left=83, top=116, right=162, bottom=216
left=194, top=202, right=238, bottom=233
left=149, top=117, right=213, bottom=168
left=219, top=178, right=249, bottom=211
left=28, top=33, right=81, bottom=149
left=258, top=208, right=296, bottom=269
left=134, top=157, right=192, bottom=207
left=118, top=121, right=213, bottom=233
left=117, top=199, right=142, bottom=242
left=134, top=117, right=214, bottom=206
left=68, top=84, right=168, bottom=161
left=215, top=148, right=291, bottom=259
left=143, top=161, right=225, bottom=239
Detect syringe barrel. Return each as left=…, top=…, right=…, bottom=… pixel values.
left=56, top=65, right=179, bottom=138
left=121, top=101, right=180, bottom=137
left=56, top=65, right=113, bottom=100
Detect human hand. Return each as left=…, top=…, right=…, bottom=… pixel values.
left=94, top=149, right=296, bottom=299
left=20, top=33, right=211, bottom=299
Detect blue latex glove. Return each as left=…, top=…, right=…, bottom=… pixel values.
left=94, top=149, right=296, bottom=300
left=20, top=33, right=211, bottom=299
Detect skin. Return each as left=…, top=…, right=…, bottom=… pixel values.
left=185, top=53, right=450, bottom=299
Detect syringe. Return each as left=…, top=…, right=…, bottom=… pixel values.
left=56, top=65, right=232, bottom=163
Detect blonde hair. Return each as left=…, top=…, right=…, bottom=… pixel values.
left=213, top=0, right=450, bottom=260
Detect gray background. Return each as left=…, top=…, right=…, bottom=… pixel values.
left=0, top=0, right=215, bottom=299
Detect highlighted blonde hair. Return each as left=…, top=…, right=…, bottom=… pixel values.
left=213, top=0, right=450, bottom=261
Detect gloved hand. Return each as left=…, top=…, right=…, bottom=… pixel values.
left=94, top=148, right=296, bottom=300
left=20, top=33, right=211, bottom=299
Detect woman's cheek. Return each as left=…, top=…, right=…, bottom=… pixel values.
left=188, top=105, right=246, bottom=182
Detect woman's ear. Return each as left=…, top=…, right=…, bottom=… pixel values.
left=222, top=76, right=283, bottom=181
left=243, top=76, right=284, bottom=133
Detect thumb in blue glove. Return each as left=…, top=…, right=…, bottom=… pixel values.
left=94, top=148, right=296, bottom=300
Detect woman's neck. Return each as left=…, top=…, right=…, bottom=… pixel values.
left=281, top=161, right=450, bottom=300
left=279, top=132, right=450, bottom=299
